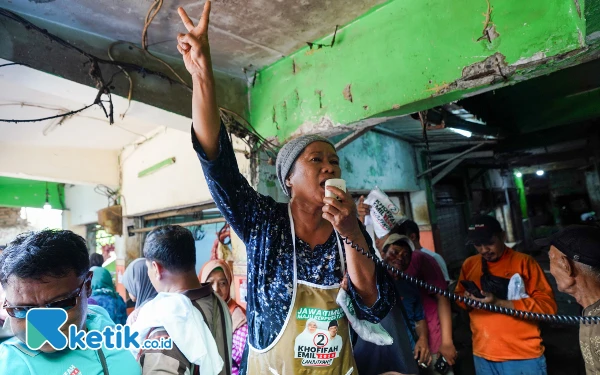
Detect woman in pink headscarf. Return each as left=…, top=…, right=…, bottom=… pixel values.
left=200, top=260, right=247, bottom=375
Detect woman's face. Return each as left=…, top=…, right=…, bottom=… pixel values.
left=308, top=321, right=318, bottom=334
left=207, top=269, right=230, bottom=302
left=287, top=142, right=341, bottom=204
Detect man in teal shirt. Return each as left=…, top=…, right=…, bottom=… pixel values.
left=0, top=229, right=141, bottom=375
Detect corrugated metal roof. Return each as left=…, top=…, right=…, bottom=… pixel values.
left=374, top=114, right=494, bottom=152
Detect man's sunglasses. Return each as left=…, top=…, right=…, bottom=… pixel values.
left=2, top=279, right=87, bottom=319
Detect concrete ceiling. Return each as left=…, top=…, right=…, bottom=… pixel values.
left=2, top=0, right=387, bottom=78
left=0, top=56, right=193, bottom=150
left=0, top=58, right=194, bottom=186
left=0, top=78, right=158, bottom=150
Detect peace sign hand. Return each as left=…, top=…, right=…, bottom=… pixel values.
left=177, top=1, right=213, bottom=77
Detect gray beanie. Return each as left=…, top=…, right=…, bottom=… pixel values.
left=276, top=134, right=336, bottom=197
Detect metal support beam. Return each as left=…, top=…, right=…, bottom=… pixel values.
left=414, top=140, right=497, bottom=146
left=432, top=159, right=463, bottom=185
left=431, top=151, right=494, bottom=161
left=128, top=217, right=226, bottom=235
left=371, top=127, right=422, bottom=143
left=442, top=110, right=503, bottom=138
left=334, top=126, right=376, bottom=150
left=142, top=202, right=217, bottom=221
left=418, top=143, right=486, bottom=178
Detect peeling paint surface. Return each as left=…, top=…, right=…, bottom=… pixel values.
left=343, top=84, right=353, bottom=102
left=250, top=0, right=585, bottom=141
left=513, top=52, right=547, bottom=66
left=337, top=131, right=420, bottom=191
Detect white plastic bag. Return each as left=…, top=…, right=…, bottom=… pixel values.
left=336, top=289, right=393, bottom=346
left=131, top=293, right=224, bottom=375
left=363, top=187, right=403, bottom=238
left=507, top=274, right=530, bottom=300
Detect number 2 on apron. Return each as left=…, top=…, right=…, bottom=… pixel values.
left=246, top=205, right=356, bottom=375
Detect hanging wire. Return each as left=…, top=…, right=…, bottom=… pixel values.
left=419, top=111, right=434, bottom=174
left=107, top=41, right=134, bottom=120
left=340, top=235, right=599, bottom=325
left=0, top=7, right=278, bottom=157
left=0, top=101, right=98, bottom=123
left=0, top=9, right=188, bottom=88
left=94, top=185, right=120, bottom=206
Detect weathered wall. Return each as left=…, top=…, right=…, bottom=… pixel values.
left=256, top=130, right=420, bottom=196
left=120, top=127, right=251, bottom=216
left=61, top=211, right=87, bottom=241
left=586, top=169, right=600, bottom=214
left=409, top=190, right=436, bottom=251
left=0, top=207, right=24, bottom=227
left=63, top=184, right=113, bottom=227
left=255, top=151, right=289, bottom=203
left=0, top=207, right=62, bottom=247
left=546, top=169, right=588, bottom=204
left=470, top=169, right=515, bottom=190
left=0, top=207, right=31, bottom=246
left=250, top=0, right=586, bottom=141
left=337, top=131, right=419, bottom=191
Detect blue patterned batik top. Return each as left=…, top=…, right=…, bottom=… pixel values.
left=192, top=125, right=395, bottom=350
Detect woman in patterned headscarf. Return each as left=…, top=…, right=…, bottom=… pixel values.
left=201, top=260, right=247, bottom=375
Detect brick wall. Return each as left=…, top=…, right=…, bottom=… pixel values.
left=0, top=207, right=33, bottom=246
left=0, top=207, right=25, bottom=227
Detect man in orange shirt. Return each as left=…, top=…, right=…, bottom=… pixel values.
left=455, top=215, right=557, bottom=375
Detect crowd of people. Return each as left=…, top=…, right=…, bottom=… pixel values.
left=1, top=218, right=600, bottom=375
left=1, top=2, right=600, bottom=375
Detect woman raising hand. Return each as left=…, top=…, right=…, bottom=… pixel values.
left=177, top=3, right=394, bottom=374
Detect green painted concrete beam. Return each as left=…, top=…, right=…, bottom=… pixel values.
left=0, top=176, right=65, bottom=209
left=250, top=0, right=586, bottom=142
